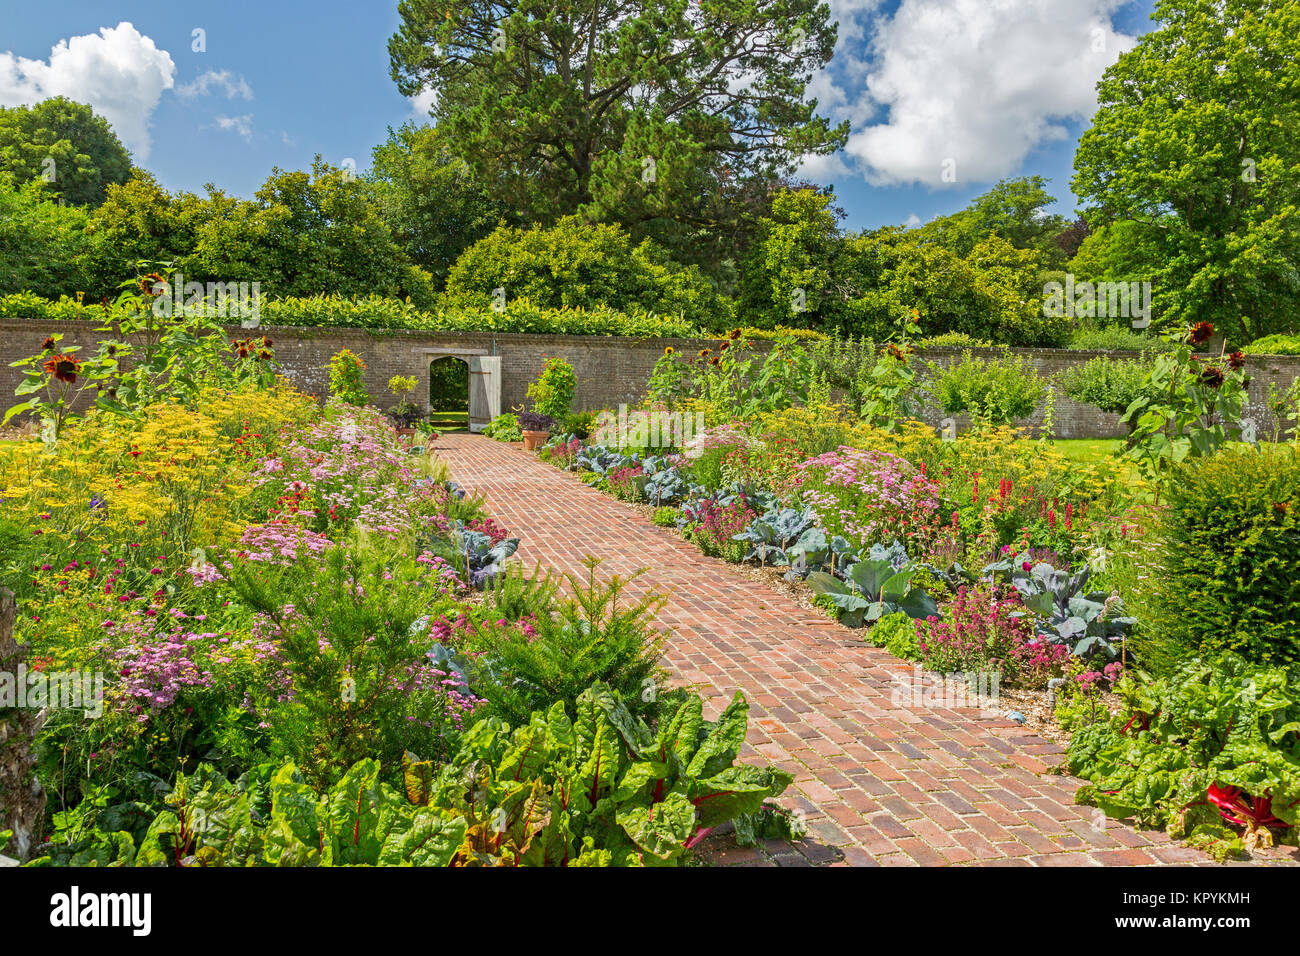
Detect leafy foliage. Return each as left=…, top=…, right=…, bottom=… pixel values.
left=1141, top=446, right=1300, bottom=671
left=525, top=356, right=577, bottom=420
left=1072, top=0, right=1300, bottom=344
left=807, top=554, right=939, bottom=627
left=984, top=553, right=1135, bottom=659
left=0, top=97, right=131, bottom=206
left=464, top=558, right=666, bottom=728
left=1064, top=655, right=1300, bottom=858
left=30, top=681, right=795, bottom=867
left=1120, top=324, right=1250, bottom=490
left=926, top=349, right=1047, bottom=426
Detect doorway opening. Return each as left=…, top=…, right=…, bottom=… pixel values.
left=428, top=356, right=470, bottom=432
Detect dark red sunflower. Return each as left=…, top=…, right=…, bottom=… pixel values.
left=1227, top=350, right=1246, bottom=370
left=43, top=354, right=82, bottom=384
left=1188, top=321, right=1214, bottom=346
left=1199, top=366, right=1225, bottom=389
left=261, top=336, right=273, bottom=348
left=41, top=336, right=56, bottom=351
left=728, top=328, right=742, bottom=340
left=139, top=273, right=167, bottom=297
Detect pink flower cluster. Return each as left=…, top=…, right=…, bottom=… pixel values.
left=793, top=446, right=941, bottom=551
left=917, top=585, right=1069, bottom=689
left=236, top=521, right=333, bottom=565
left=682, top=496, right=756, bottom=556
left=115, top=629, right=218, bottom=717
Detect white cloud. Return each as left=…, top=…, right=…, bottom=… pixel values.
left=214, top=114, right=253, bottom=141
left=842, top=0, right=1138, bottom=188
left=903, top=213, right=922, bottom=228
left=0, top=21, right=175, bottom=161
left=409, top=88, right=437, bottom=117
left=177, top=69, right=252, bottom=100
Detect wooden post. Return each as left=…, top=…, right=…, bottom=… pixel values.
left=0, top=587, right=45, bottom=862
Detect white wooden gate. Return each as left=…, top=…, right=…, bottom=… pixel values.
left=467, top=355, right=501, bottom=432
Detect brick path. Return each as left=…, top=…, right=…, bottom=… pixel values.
left=433, top=433, right=1240, bottom=867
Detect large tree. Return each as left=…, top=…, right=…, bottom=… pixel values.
left=188, top=160, right=432, bottom=302
left=914, top=176, right=1070, bottom=267
left=388, top=0, right=847, bottom=253
left=1072, top=0, right=1300, bottom=345
left=0, top=97, right=132, bottom=206
left=0, top=173, right=94, bottom=297
left=367, top=123, right=508, bottom=287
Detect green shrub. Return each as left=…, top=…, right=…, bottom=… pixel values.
left=1067, top=326, right=1173, bottom=352
left=1142, top=447, right=1300, bottom=671
left=464, top=557, right=667, bottom=727
left=482, top=412, right=522, bottom=442
left=0, top=291, right=703, bottom=338
left=327, top=349, right=369, bottom=406
left=560, top=409, right=598, bottom=439
left=1243, top=333, right=1300, bottom=356
left=443, top=215, right=732, bottom=329
left=926, top=349, right=1046, bottom=426
left=526, top=356, right=576, bottom=419
left=917, top=332, right=992, bottom=349
left=1058, top=354, right=1158, bottom=422
left=651, top=506, right=679, bottom=528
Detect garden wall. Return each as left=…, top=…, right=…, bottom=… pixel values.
left=3, top=318, right=1300, bottom=440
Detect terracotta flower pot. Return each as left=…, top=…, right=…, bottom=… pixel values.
left=522, top=429, right=549, bottom=451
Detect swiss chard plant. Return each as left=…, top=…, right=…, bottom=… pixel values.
left=1063, top=655, right=1300, bottom=859
left=410, top=683, right=800, bottom=865
left=29, top=683, right=802, bottom=867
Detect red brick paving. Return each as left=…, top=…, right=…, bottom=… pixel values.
left=432, top=433, right=1292, bottom=867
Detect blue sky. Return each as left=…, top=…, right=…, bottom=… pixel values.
left=1, top=0, right=1157, bottom=231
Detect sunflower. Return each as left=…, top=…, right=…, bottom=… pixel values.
left=709, top=357, right=720, bottom=366
left=139, top=272, right=167, bottom=297
left=728, top=328, right=742, bottom=340
left=43, top=354, right=82, bottom=384
left=1188, top=321, right=1214, bottom=346
left=1227, top=350, right=1246, bottom=370
left=262, top=336, right=274, bottom=348
left=698, top=348, right=711, bottom=357
left=1198, top=366, right=1225, bottom=389
left=663, top=346, right=674, bottom=355
left=41, top=337, right=55, bottom=351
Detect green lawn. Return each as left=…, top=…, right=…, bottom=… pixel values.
left=1052, top=438, right=1125, bottom=464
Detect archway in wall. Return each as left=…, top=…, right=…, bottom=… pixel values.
left=428, top=356, right=470, bottom=432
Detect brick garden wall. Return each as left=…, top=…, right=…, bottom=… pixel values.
left=3, top=317, right=1299, bottom=439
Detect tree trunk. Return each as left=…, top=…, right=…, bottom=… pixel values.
left=0, top=587, right=45, bottom=862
